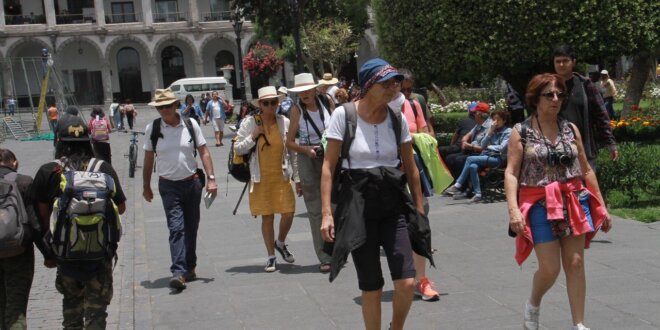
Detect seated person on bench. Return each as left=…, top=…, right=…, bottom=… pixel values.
left=444, top=109, right=511, bottom=203
left=443, top=102, right=491, bottom=179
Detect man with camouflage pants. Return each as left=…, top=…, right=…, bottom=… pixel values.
left=32, top=116, right=126, bottom=329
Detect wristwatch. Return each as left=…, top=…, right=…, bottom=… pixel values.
left=208, top=175, right=216, bottom=181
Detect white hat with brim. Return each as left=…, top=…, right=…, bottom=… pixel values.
left=288, top=73, right=319, bottom=93
left=600, top=70, right=609, bottom=75
left=148, top=88, right=179, bottom=107
left=251, top=86, right=285, bottom=107
left=277, top=86, right=288, bottom=95
left=319, top=73, right=339, bottom=85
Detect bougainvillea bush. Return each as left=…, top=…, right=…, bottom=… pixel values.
left=242, top=42, right=284, bottom=79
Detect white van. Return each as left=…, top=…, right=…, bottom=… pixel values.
left=168, top=77, right=232, bottom=105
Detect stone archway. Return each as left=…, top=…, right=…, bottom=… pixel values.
left=161, top=45, right=185, bottom=87
left=105, top=36, right=152, bottom=103
left=55, top=37, right=105, bottom=105
left=4, top=38, right=52, bottom=107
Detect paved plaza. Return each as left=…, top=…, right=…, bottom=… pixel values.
left=3, top=110, right=660, bottom=329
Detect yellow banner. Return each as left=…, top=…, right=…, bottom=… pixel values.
left=35, top=69, right=50, bottom=131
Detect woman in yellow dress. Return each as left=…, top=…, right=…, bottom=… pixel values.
left=234, top=86, right=299, bottom=272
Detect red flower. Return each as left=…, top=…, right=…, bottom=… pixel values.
left=242, top=42, right=283, bottom=79
left=631, top=105, right=639, bottom=111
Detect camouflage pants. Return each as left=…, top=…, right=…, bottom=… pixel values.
left=0, top=248, right=34, bottom=330
left=55, top=261, right=113, bottom=330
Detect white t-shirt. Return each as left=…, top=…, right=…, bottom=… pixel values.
left=326, top=105, right=412, bottom=169
left=327, top=85, right=339, bottom=103
left=143, top=117, right=207, bottom=180
left=297, top=103, right=331, bottom=145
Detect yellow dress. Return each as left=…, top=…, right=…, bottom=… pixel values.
left=249, top=123, right=295, bottom=216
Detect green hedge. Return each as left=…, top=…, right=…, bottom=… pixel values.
left=597, top=142, right=660, bottom=204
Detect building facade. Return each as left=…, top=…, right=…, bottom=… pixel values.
left=0, top=0, right=379, bottom=107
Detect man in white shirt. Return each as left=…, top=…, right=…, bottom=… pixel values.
left=142, top=88, right=218, bottom=290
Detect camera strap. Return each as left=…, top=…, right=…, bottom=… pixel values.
left=300, top=101, right=326, bottom=145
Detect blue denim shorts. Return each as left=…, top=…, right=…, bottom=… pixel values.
left=529, top=193, right=594, bottom=244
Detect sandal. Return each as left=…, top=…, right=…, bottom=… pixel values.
left=319, top=263, right=331, bottom=273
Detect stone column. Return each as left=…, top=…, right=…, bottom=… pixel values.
left=101, top=63, right=113, bottom=106
left=141, top=0, right=153, bottom=26
left=0, top=2, right=6, bottom=27
left=2, top=62, right=13, bottom=99
left=148, top=58, right=160, bottom=90
left=188, top=0, right=199, bottom=25
left=194, top=58, right=203, bottom=77
left=94, top=0, right=105, bottom=26
left=44, top=0, right=57, bottom=28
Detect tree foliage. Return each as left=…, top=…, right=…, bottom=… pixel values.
left=302, top=19, right=358, bottom=77
left=232, top=0, right=369, bottom=74
left=373, top=0, right=659, bottom=98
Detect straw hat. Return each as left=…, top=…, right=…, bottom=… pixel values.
left=288, top=73, right=319, bottom=93
left=319, top=73, right=338, bottom=85
left=277, top=86, right=288, bottom=95
left=148, top=88, right=179, bottom=107
left=251, top=86, right=284, bottom=107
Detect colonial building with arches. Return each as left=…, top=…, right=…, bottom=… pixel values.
left=0, top=0, right=378, bottom=106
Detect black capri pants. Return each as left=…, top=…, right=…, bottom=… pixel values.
left=351, top=212, right=416, bottom=291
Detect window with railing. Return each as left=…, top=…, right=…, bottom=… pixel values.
left=4, top=14, right=46, bottom=25
left=202, top=0, right=230, bottom=21
left=109, top=2, right=142, bottom=23
left=154, top=0, right=187, bottom=22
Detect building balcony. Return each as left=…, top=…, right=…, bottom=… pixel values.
left=56, top=13, right=96, bottom=25
left=200, top=11, right=232, bottom=22
left=106, top=12, right=143, bottom=24
left=153, top=11, right=188, bottom=23
left=4, top=14, right=46, bottom=25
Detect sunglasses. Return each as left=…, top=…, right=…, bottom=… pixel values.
left=259, top=99, right=278, bottom=107
left=540, top=91, right=567, bottom=100
left=379, top=78, right=401, bottom=88
left=401, top=87, right=413, bottom=93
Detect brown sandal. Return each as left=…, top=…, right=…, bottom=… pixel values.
left=319, top=264, right=331, bottom=273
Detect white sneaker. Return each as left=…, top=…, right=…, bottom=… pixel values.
left=571, top=324, right=590, bottom=330
left=265, top=257, right=276, bottom=272
left=523, top=301, right=540, bottom=330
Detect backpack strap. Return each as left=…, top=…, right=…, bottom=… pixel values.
left=408, top=99, right=419, bottom=119
left=183, top=118, right=198, bottom=158
left=388, top=106, right=403, bottom=161
left=0, top=171, right=18, bottom=181
left=150, top=118, right=162, bottom=154
left=86, top=158, right=103, bottom=173
left=339, top=102, right=403, bottom=169
left=150, top=118, right=199, bottom=158
left=340, top=102, right=358, bottom=169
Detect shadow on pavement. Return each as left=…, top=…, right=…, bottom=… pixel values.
left=278, top=264, right=323, bottom=274
left=352, top=290, right=395, bottom=305
left=140, top=277, right=172, bottom=289
left=225, top=265, right=267, bottom=274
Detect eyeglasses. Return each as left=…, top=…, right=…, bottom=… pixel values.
left=259, top=99, right=278, bottom=107
left=540, top=91, right=567, bottom=100
left=379, top=79, right=401, bottom=88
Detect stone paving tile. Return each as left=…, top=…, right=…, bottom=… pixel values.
left=5, top=112, right=660, bottom=329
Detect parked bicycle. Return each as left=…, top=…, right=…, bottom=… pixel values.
left=123, top=130, right=145, bottom=178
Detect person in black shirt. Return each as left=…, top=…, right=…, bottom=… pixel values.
left=31, top=116, right=126, bottom=329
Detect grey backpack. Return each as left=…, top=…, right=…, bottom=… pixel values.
left=0, top=172, right=30, bottom=258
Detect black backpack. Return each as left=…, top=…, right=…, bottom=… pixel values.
left=0, top=172, right=30, bottom=258
left=228, top=114, right=266, bottom=183
left=150, top=117, right=198, bottom=157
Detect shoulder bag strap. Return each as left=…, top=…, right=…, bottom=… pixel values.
left=150, top=118, right=162, bottom=155
left=183, top=118, right=198, bottom=158
left=341, top=102, right=358, bottom=169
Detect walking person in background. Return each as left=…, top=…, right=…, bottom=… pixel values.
left=6, top=97, right=16, bottom=116
left=180, top=94, right=202, bottom=125
left=204, top=91, right=226, bottom=146
left=234, top=86, right=298, bottom=273
left=285, top=73, right=333, bottom=273
left=142, top=88, right=218, bottom=290
left=47, top=103, right=58, bottom=134
left=552, top=45, right=617, bottom=170
left=88, top=107, right=113, bottom=164
left=320, top=59, right=433, bottom=330
left=122, top=99, right=137, bottom=130
left=0, top=149, right=49, bottom=330
left=109, top=99, right=120, bottom=129
left=276, top=87, right=294, bottom=118
left=598, top=70, right=617, bottom=120
left=505, top=73, right=612, bottom=330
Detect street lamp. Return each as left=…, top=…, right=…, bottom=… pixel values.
left=231, top=7, right=246, bottom=100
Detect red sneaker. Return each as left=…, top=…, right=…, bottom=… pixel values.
left=415, top=276, right=440, bottom=301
